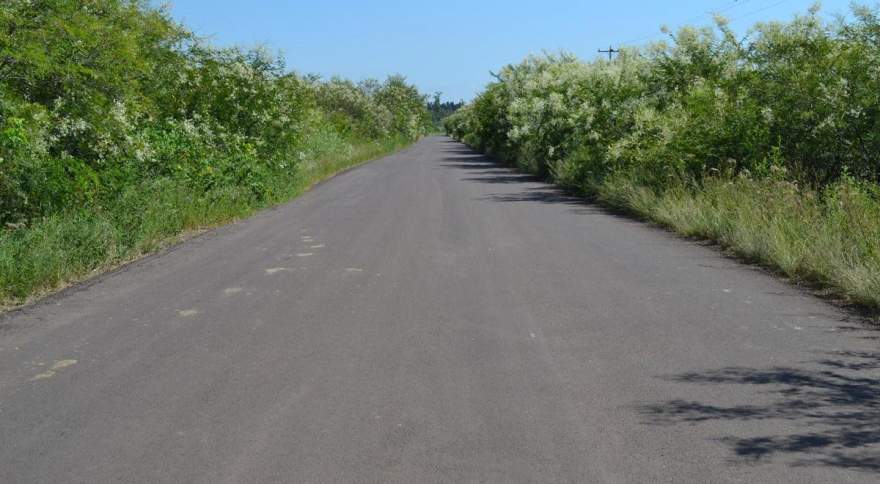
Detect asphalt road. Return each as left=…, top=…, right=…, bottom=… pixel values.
left=1, top=136, right=878, bottom=483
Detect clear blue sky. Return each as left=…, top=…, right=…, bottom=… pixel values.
left=161, top=0, right=857, bottom=102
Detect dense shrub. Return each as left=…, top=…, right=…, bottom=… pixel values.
left=0, top=0, right=431, bottom=227
left=446, top=5, right=880, bottom=188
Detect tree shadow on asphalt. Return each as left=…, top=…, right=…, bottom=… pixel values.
left=435, top=144, right=651, bottom=220
left=639, top=350, right=880, bottom=472
left=438, top=144, right=589, bottom=204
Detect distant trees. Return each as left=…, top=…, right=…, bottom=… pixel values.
left=427, top=92, right=464, bottom=127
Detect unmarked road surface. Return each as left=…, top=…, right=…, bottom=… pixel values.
left=1, top=137, right=878, bottom=483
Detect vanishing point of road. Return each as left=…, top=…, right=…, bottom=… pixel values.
left=1, top=137, right=877, bottom=483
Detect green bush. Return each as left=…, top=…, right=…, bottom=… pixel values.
left=0, top=1, right=432, bottom=228
left=446, top=6, right=880, bottom=186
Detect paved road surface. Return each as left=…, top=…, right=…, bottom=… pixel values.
left=1, top=137, right=878, bottom=483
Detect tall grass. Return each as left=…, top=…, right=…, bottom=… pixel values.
left=595, top=174, right=880, bottom=309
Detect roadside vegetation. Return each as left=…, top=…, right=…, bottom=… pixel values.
left=427, top=92, right=465, bottom=130
left=0, top=0, right=431, bottom=308
left=445, top=5, right=880, bottom=311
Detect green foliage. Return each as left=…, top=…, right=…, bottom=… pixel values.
left=0, top=0, right=431, bottom=306
left=427, top=92, right=464, bottom=127
left=373, top=75, right=433, bottom=140
left=446, top=6, right=880, bottom=310
left=0, top=1, right=431, bottom=228
left=447, top=6, right=880, bottom=186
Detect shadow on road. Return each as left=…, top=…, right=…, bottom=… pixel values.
left=435, top=140, right=640, bottom=219
left=639, top=350, right=880, bottom=472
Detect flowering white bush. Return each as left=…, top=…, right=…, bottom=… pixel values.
left=446, top=6, right=880, bottom=190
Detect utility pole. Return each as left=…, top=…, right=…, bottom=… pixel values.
left=598, top=45, right=619, bottom=60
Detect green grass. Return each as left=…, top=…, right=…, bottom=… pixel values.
left=0, top=136, right=411, bottom=310
left=593, top=174, right=880, bottom=312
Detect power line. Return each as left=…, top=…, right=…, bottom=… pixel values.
left=715, top=0, right=759, bottom=15
left=725, top=0, right=792, bottom=25
left=617, top=0, right=775, bottom=46
left=598, top=45, right=620, bottom=60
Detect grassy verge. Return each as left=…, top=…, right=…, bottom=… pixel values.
left=591, top=174, right=880, bottom=313
left=0, top=136, right=411, bottom=310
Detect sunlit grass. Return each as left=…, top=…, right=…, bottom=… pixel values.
left=596, top=175, right=880, bottom=310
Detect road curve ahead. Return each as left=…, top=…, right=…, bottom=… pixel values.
left=1, top=137, right=878, bottom=483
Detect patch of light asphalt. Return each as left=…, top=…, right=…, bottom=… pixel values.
left=31, top=359, right=78, bottom=381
